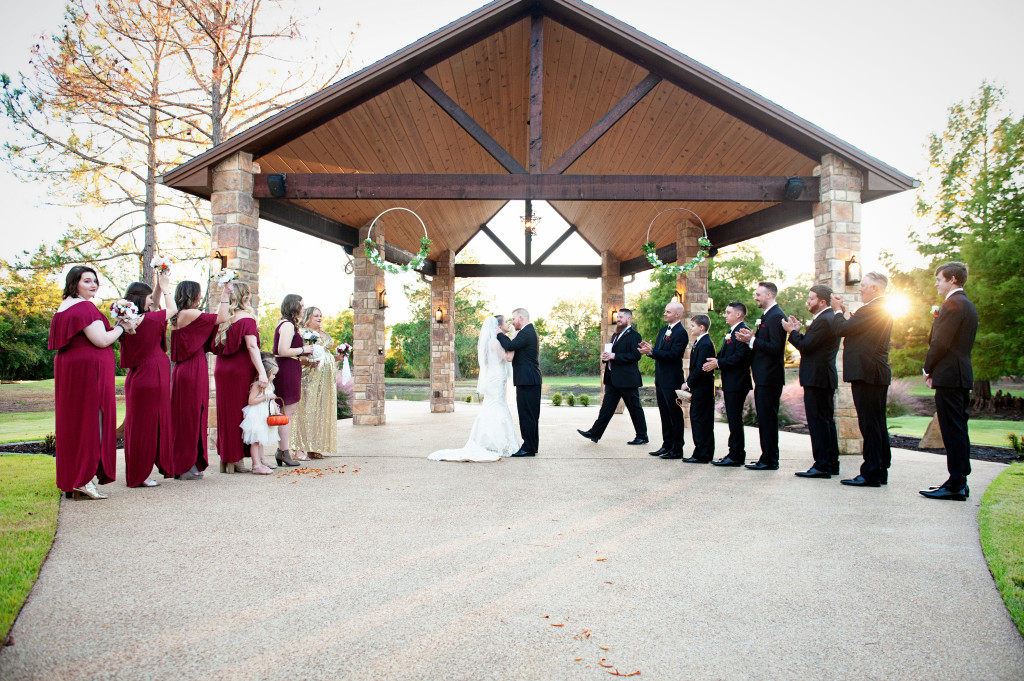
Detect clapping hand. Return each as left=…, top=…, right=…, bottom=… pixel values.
left=734, top=328, right=753, bottom=344
left=781, top=315, right=801, bottom=333
left=831, top=294, right=846, bottom=313
left=638, top=340, right=653, bottom=355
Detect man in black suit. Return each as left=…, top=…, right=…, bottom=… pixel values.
left=921, top=262, right=978, bottom=501
left=496, top=307, right=541, bottom=457
left=639, top=301, right=688, bottom=459
left=704, top=302, right=753, bottom=466
left=830, top=272, right=893, bottom=487
left=681, top=314, right=716, bottom=463
left=577, top=308, right=648, bottom=445
left=782, top=284, right=841, bottom=478
left=734, top=282, right=786, bottom=471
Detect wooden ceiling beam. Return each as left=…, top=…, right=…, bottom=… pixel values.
left=454, top=264, right=601, bottom=278
left=412, top=72, right=527, bottom=174
left=479, top=225, right=525, bottom=265
left=533, top=225, right=578, bottom=265
left=545, top=72, right=661, bottom=175
left=258, top=199, right=360, bottom=247
left=528, top=13, right=544, bottom=174
left=254, top=173, right=820, bottom=202
left=709, top=201, right=814, bottom=249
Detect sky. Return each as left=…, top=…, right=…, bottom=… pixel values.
left=3, top=0, right=1024, bottom=324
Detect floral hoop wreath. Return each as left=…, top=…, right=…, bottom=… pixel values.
left=363, top=207, right=432, bottom=275
left=642, top=208, right=712, bottom=276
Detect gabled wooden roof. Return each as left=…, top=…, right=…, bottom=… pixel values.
left=161, top=0, right=915, bottom=274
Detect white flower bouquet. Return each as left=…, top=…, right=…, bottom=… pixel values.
left=109, top=299, right=139, bottom=333
left=217, top=268, right=237, bottom=285
left=150, top=255, right=173, bottom=273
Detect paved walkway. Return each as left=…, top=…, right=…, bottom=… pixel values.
left=2, top=401, right=1022, bottom=681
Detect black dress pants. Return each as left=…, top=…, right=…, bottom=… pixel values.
left=722, top=390, right=747, bottom=461
left=689, top=390, right=715, bottom=461
left=516, top=384, right=541, bottom=453
left=590, top=384, right=647, bottom=440
left=851, top=381, right=891, bottom=482
left=655, top=383, right=686, bottom=452
left=935, top=386, right=971, bottom=489
left=754, top=383, right=783, bottom=465
left=804, top=386, right=839, bottom=473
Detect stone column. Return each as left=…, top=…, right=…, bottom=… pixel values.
left=352, top=223, right=387, bottom=426
left=813, top=153, right=864, bottom=455
left=430, top=250, right=456, bottom=413
left=600, top=252, right=625, bottom=413
left=675, top=218, right=709, bottom=319
left=207, top=151, right=259, bottom=451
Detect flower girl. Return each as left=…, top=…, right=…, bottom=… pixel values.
left=240, top=352, right=282, bottom=475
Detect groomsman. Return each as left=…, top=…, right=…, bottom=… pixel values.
left=704, top=302, right=753, bottom=466
left=639, top=301, right=688, bottom=459
left=782, top=285, right=841, bottom=478
left=577, top=309, right=648, bottom=445
left=681, top=314, right=716, bottom=463
left=921, top=262, right=978, bottom=501
left=830, top=272, right=893, bottom=487
left=734, top=282, right=787, bottom=471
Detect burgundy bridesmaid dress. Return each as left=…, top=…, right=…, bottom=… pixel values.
left=273, top=321, right=303, bottom=405
left=169, top=312, right=217, bottom=475
left=119, top=309, right=173, bottom=486
left=212, top=317, right=259, bottom=464
left=48, top=301, right=117, bottom=491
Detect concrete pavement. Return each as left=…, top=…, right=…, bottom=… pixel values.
left=2, top=401, right=1022, bottom=680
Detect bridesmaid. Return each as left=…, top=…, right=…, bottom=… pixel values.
left=212, top=282, right=266, bottom=473
left=48, top=266, right=139, bottom=499
left=291, top=306, right=340, bottom=458
left=273, top=294, right=314, bottom=465
left=120, top=272, right=176, bottom=488
left=169, top=280, right=228, bottom=480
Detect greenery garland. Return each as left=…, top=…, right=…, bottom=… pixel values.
left=363, top=236, right=432, bottom=275
left=643, top=235, right=712, bottom=275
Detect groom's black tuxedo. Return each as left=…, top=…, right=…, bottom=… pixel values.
left=587, top=326, right=647, bottom=440
left=497, top=323, right=541, bottom=453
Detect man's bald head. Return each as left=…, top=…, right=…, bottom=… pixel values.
left=664, top=301, right=684, bottom=324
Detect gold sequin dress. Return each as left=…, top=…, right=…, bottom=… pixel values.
left=290, top=331, right=338, bottom=454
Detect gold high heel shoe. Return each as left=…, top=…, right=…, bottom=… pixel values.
left=69, top=481, right=108, bottom=500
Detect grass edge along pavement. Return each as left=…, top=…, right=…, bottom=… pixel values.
left=0, top=455, right=59, bottom=643
left=979, top=463, right=1024, bottom=637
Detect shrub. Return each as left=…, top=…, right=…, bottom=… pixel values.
left=465, top=394, right=473, bottom=403
left=579, top=394, right=591, bottom=407
left=887, top=378, right=927, bottom=417
left=566, top=393, right=576, bottom=406
left=336, top=388, right=352, bottom=419
left=779, top=382, right=806, bottom=426
left=1008, top=433, right=1024, bottom=462
left=42, top=433, right=56, bottom=454
left=551, top=392, right=562, bottom=406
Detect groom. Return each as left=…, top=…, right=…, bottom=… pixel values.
left=497, top=308, right=541, bottom=457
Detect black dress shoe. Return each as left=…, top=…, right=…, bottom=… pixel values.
left=510, top=449, right=536, bottom=457
left=712, top=457, right=744, bottom=467
left=660, top=451, right=684, bottom=459
left=840, top=475, right=880, bottom=487
left=649, top=447, right=669, bottom=457
left=745, top=461, right=779, bottom=471
left=794, top=467, right=832, bottom=478
left=682, top=456, right=711, bottom=464
left=920, top=486, right=969, bottom=501
left=577, top=429, right=599, bottom=443
left=626, top=437, right=649, bottom=445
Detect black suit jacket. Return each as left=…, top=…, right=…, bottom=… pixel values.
left=924, top=291, right=978, bottom=389
left=717, top=322, right=753, bottom=393
left=789, top=309, right=840, bottom=390
left=685, top=334, right=716, bottom=397
left=497, top=323, right=541, bottom=386
left=649, top=322, right=687, bottom=388
left=750, top=304, right=787, bottom=387
left=831, top=297, right=893, bottom=386
left=604, top=326, right=643, bottom=389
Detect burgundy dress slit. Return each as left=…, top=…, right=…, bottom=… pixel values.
left=170, top=312, right=217, bottom=475
left=213, top=317, right=260, bottom=464
left=119, top=309, right=173, bottom=486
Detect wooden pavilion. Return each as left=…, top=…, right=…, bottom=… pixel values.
left=161, top=0, right=915, bottom=453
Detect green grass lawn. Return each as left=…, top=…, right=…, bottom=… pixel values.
left=979, top=463, right=1024, bottom=636
left=887, top=415, right=1021, bottom=448
left=0, top=455, right=59, bottom=642
left=0, top=405, right=126, bottom=444
left=897, top=375, right=1024, bottom=399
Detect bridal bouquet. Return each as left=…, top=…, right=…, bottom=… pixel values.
left=300, top=329, right=327, bottom=362
left=150, top=255, right=173, bottom=273
left=109, top=299, right=139, bottom=333
left=217, top=268, right=237, bottom=285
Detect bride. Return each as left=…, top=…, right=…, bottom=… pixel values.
left=428, top=315, right=519, bottom=462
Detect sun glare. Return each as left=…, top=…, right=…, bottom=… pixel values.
left=886, top=293, right=911, bottom=318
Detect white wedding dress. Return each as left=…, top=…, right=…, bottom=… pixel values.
left=428, top=318, right=519, bottom=462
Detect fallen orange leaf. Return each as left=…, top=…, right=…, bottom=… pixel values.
left=609, top=671, right=641, bottom=677
left=596, top=558, right=607, bottom=562
left=574, top=658, right=582, bottom=662
left=599, top=646, right=610, bottom=651
left=599, top=662, right=614, bottom=668
left=550, top=623, right=564, bottom=627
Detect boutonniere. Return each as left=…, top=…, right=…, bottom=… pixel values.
left=754, top=318, right=762, bottom=331
left=931, top=305, right=940, bottom=319
left=664, top=329, right=672, bottom=339
left=724, top=332, right=732, bottom=341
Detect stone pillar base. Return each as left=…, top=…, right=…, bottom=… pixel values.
left=600, top=253, right=625, bottom=414
left=430, top=250, right=456, bottom=413
left=352, top=223, right=386, bottom=426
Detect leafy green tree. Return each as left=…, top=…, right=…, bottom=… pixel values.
left=912, top=82, right=1024, bottom=382
left=539, top=295, right=601, bottom=376
left=0, top=265, right=63, bottom=379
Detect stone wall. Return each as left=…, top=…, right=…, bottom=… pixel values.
left=430, top=250, right=456, bottom=413
left=352, top=223, right=387, bottom=426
